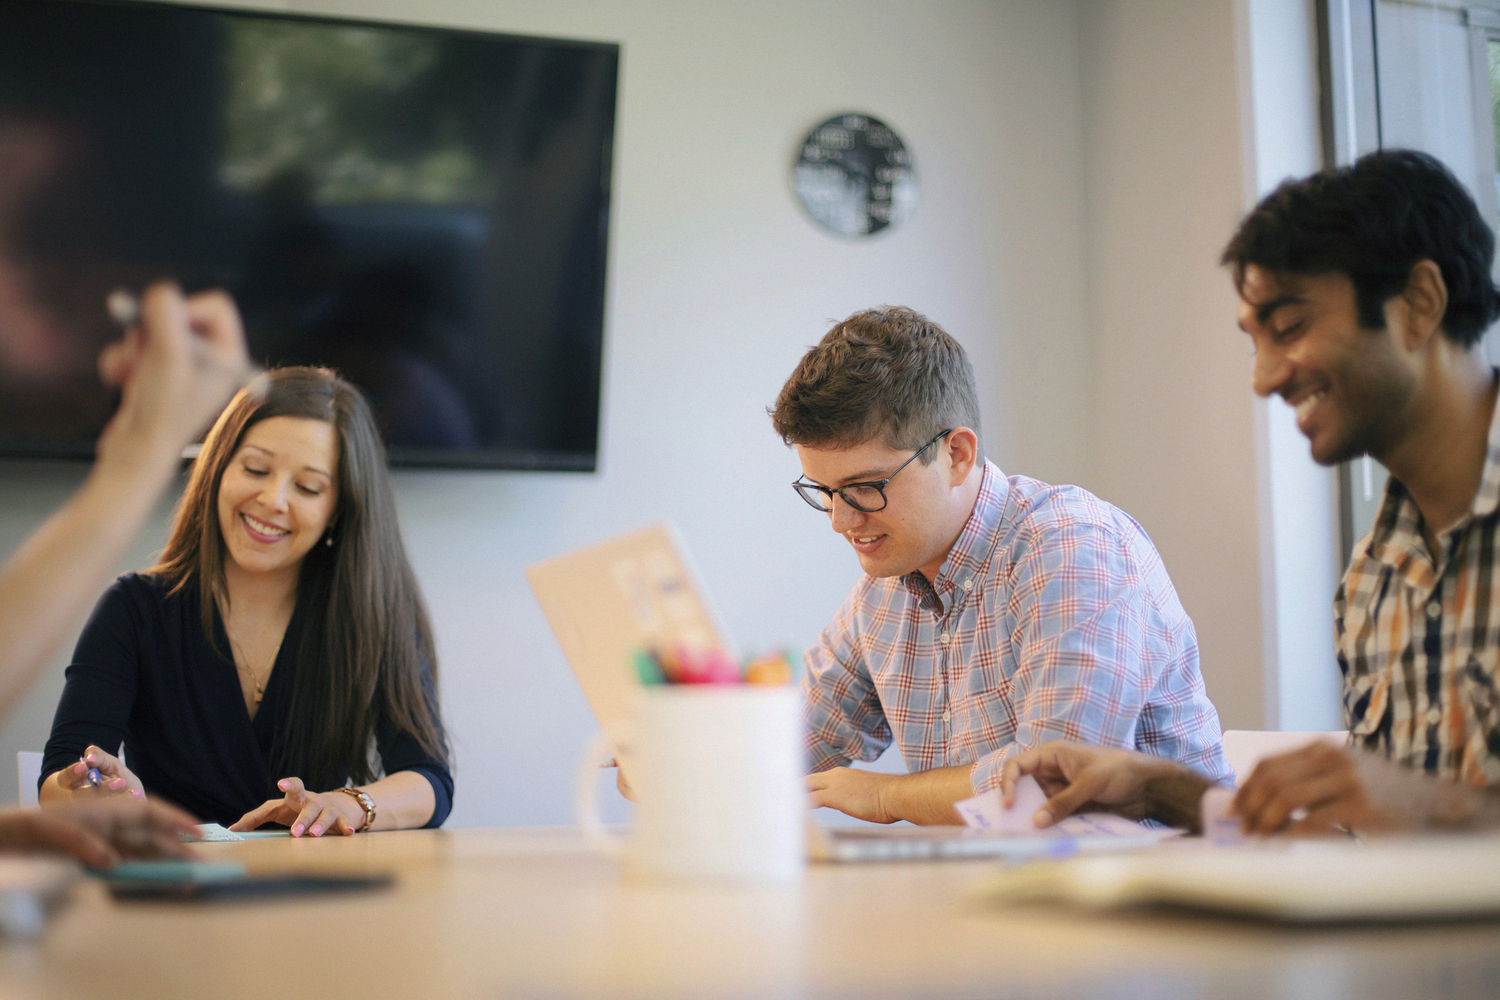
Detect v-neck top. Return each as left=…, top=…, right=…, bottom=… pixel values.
left=41, top=572, right=453, bottom=827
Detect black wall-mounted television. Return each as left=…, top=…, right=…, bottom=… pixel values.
left=0, top=0, right=617, bottom=470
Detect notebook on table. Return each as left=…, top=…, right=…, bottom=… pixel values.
left=973, top=833, right=1500, bottom=922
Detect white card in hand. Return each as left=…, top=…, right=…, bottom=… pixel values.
left=954, top=775, right=1049, bottom=833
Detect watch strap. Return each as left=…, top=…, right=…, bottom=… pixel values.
left=339, top=786, right=376, bottom=832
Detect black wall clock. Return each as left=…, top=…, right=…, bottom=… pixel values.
left=792, top=112, right=917, bottom=237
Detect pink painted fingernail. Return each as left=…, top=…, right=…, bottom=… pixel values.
left=291, top=824, right=304, bottom=837
left=310, top=824, right=322, bottom=837
left=278, top=779, right=289, bottom=790
left=131, top=788, right=143, bottom=798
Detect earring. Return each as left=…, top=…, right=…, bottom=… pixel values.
left=325, top=532, right=335, bottom=547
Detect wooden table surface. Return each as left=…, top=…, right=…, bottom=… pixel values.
left=3, top=827, right=1499, bottom=999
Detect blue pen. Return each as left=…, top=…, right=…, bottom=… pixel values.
left=79, top=755, right=101, bottom=788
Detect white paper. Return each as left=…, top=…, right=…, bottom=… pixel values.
left=1054, top=812, right=1157, bottom=836
left=954, top=776, right=1049, bottom=833
left=955, top=777, right=1165, bottom=839
left=1199, top=786, right=1245, bottom=844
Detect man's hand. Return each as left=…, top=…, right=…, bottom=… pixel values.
left=807, top=767, right=899, bottom=823
left=1232, top=743, right=1500, bottom=834
left=1002, top=741, right=1202, bottom=828
left=1233, top=742, right=1374, bottom=834
left=806, top=764, right=971, bottom=825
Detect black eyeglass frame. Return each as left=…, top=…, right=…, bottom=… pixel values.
left=792, top=429, right=953, bottom=513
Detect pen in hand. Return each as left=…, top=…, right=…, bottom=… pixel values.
left=79, top=755, right=102, bottom=788
left=105, top=285, right=263, bottom=390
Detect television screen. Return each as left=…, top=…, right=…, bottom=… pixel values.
left=0, top=0, right=617, bottom=470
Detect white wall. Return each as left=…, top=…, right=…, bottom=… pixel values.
left=1078, top=0, right=1273, bottom=731
left=1076, top=0, right=1341, bottom=734
left=1244, top=0, right=1345, bottom=731
left=0, top=0, right=1350, bottom=815
left=0, top=1, right=1094, bottom=821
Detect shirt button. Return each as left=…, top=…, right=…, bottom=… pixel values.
left=963, top=578, right=974, bottom=591
left=1427, top=706, right=1442, bottom=726
left=939, top=632, right=951, bottom=645
left=1425, top=601, right=1442, bottom=618
left=941, top=709, right=951, bottom=722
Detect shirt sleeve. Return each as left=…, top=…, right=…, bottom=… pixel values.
left=801, top=584, right=892, bottom=773
left=968, top=518, right=1171, bottom=793
left=373, top=659, right=453, bottom=828
left=41, top=581, right=141, bottom=790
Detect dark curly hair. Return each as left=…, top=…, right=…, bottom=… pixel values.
left=1221, top=149, right=1500, bottom=347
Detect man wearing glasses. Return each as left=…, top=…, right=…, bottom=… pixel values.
left=772, top=306, right=1229, bottom=824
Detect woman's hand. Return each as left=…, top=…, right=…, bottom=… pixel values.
left=229, top=777, right=363, bottom=837
left=51, top=745, right=144, bottom=802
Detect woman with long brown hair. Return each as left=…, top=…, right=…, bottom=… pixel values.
left=38, top=367, right=452, bottom=835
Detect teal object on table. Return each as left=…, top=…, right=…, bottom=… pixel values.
left=92, top=861, right=246, bottom=883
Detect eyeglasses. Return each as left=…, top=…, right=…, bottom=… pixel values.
left=792, top=429, right=952, bottom=513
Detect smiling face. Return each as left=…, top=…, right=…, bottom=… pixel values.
left=1238, top=264, right=1420, bottom=466
left=795, top=432, right=970, bottom=581
left=216, top=415, right=339, bottom=584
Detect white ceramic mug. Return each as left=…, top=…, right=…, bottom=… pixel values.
left=576, top=685, right=805, bottom=884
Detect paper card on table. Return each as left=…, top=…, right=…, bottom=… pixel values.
left=191, top=823, right=244, bottom=842
left=1054, top=812, right=1159, bottom=836
left=954, top=775, right=1049, bottom=833
left=1199, top=786, right=1245, bottom=844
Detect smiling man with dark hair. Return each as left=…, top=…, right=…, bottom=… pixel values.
left=1004, top=150, right=1500, bottom=835
left=772, top=306, right=1228, bottom=825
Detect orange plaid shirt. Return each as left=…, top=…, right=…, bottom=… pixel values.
left=1340, top=390, right=1500, bottom=786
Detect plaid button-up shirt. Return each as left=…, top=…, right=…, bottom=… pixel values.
left=802, top=461, right=1231, bottom=792
left=1341, top=390, right=1500, bottom=785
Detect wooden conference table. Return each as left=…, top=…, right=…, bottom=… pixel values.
left=3, top=827, right=1500, bottom=1000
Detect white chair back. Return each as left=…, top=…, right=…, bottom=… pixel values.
left=16, top=752, right=43, bottom=808
left=1221, top=730, right=1347, bottom=787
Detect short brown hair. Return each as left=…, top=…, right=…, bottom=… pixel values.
left=770, top=306, right=981, bottom=459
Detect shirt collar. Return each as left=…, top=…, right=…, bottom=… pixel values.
left=898, top=460, right=1005, bottom=609
left=1470, top=373, right=1500, bottom=521
left=1366, top=367, right=1500, bottom=569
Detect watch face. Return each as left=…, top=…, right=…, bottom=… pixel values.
left=792, top=113, right=916, bottom=237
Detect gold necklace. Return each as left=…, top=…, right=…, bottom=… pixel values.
left=225, top=623, right=284, bottom=705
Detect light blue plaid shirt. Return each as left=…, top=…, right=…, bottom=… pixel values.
left=803, top=462, right=1231, bottom=792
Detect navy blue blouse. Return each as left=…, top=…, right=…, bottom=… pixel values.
left=42, top=573, right=452, bottom=828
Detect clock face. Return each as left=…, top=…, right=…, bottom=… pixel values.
left=792, top=113, right=916, bottom=237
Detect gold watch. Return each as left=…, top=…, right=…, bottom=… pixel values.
left=339, top=787, right=376, bottom=832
